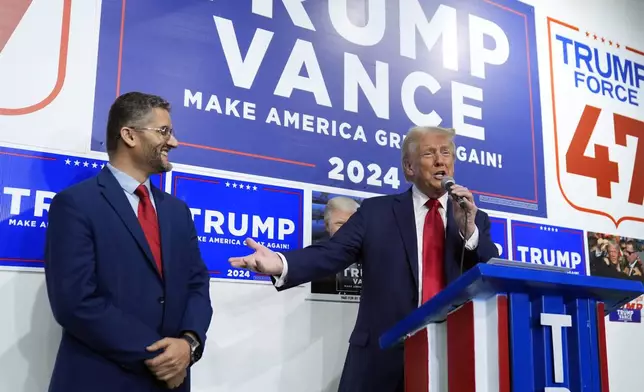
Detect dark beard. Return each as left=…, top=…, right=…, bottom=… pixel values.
left=144, top=142, right=171, bottom=173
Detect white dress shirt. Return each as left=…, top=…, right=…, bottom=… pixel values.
left=410, top=185, right=478, bottom=305
left=274, top=185, right=480, bottom=297
left=106, top=163, right=156, bottom=215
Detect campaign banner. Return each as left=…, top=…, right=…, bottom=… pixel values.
left=609, top=293, right=643, bottom=323
left=0, top=0, right=104, bottom=154
left=609, top=308, right=642, bottom=323
left=309, top=191, right=363, bottom=302
left=510, top=220, right=587, bottom=275
left=0, top=0, right=71, bottom=115
left=548, top=18, right=644, bottom=228
left=91, top=0, right=546, bottom=218
left=0, top=146, right=163, bottom=268
left=170, top=171, right=303, bottom=283
left=489, top=217, right=509, bottom=259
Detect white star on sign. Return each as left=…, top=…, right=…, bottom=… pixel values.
left=246, top=185, right=251, bottom=190
left=74, top=160, right=80, bottom=166
left=100, top=164, right=105, bottom=169
left=253, top=186, right=258, bottom=191
left=226, top=182, right=230, bottom=187
left=83, top=161, right=89, bottom=167
left=65, top=159, right=71, bottom=165
left=233, top=183, right=237, bottom=188
left=92, top=163, right=98, bottom=168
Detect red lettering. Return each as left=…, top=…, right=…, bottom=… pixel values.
left=614, top=114, right=644, bottom=205
left=565, top=105, right=619, bottom=198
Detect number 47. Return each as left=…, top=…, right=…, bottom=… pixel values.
left=565, top=105, right=644, bottom=206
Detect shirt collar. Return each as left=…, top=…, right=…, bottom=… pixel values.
left=411, top=184, right=448, bottom=211
left=106, top=162, right=151, bottom=195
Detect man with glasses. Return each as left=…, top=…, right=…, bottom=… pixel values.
left=44, top=92, right=213, bottom=391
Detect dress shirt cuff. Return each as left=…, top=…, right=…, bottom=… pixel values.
left=273, top=252, right=288, bottom=287
left=459, top=226, right=479, bottom=250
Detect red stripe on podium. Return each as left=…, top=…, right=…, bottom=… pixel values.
left=497, top=296, right=511, bottom=392
left=404, top=329, right=429, bottom=392
left=447, top=301, right=475, bottom=391
left=596, top=302, right=610, bottom=392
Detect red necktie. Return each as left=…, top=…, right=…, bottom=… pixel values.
left=135, top=185, right=163, bottom=277
left=405, top=198, right=445, bottom=392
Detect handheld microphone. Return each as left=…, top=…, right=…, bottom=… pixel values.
left=441, top=176, right=468, bottom=276
left=441, top=176, right=465, bottom=207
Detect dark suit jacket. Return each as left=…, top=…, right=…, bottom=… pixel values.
left=44, top=167, right=212, bottom=392
left=278, top=187, right=498, bottom=392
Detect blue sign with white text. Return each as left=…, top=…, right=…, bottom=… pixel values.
left=609, top=308, right=642, bottom=323
left=170, top=171, right=303, bottom=282
left=510, top=220, right=587, bottom=275
left=489, top=217, right=509, bottom=259
left=91, top=0, right=546, bottom=218
left=0, top=146, right=163, bottom=268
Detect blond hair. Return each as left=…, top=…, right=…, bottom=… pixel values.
left=323, top=196, right=360, bottom=225
left=401, top=126, right=456, bottom=181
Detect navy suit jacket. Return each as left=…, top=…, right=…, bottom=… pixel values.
left=44, top=167, right=212, bottom=392
left=278, top=187, right=498, bottom=392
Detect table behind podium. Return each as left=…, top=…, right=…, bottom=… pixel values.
left=379, top=260, right=644, bottom=392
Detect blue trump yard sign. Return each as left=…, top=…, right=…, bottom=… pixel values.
left=0, top=146, right=162, bottom=268
left=489, top=216, right=509, bottom=259
left=170, top=171, right=303, bottom=282
left=510, top=220, right=588, bottom=275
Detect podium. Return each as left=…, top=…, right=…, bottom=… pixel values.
left=379, top=260, right=644, bottom=392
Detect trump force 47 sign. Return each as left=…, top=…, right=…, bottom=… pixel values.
left=548, top=18, right=644, bottom=228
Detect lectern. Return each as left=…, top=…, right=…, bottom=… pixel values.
left=379, top=260, right=644, bottom=391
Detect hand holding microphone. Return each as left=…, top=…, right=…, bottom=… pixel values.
left=441, top=176, right=477, bottom=236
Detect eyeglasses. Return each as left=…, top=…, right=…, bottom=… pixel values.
left=130, top=126, right=174, bottom=138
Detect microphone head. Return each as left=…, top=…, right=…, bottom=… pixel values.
left=441, top=176, right=455, bottom=190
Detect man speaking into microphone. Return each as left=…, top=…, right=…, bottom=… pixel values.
left=229, top=126, right=498, bottom=392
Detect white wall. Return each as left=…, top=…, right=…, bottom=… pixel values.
left=1, top=0, right=643, bottom=391
left=0, top=268, right=358, bottom=392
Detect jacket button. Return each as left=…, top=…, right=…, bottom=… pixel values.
left=158, top=297, right=165, bottom=304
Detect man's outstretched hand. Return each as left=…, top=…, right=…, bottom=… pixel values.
left=228, top=238, right=284, bottom=276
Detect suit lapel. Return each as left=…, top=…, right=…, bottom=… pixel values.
left=446, top=201, right=466, bottom=243
left=151, top=185, right=172, bottom=280
left=97, top=168, right=161, bottom=279
left=445, top=201, right=464, bottom=280
left=393, top=188, right=419, bottom=290
left=445, top=201, right=456, bottom=240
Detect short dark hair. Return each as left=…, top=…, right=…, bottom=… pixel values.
left=105, top=91, right=171, bottom=154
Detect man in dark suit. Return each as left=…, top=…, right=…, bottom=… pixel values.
left=44, top=92, right=213, bottom=391
left=229, top=126, right=499, bottom=392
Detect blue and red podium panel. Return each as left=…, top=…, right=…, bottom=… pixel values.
left=383, top=261, right=644, bottom=391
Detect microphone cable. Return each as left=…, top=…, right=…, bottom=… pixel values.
left=460, top=208, right=468, bottom=276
